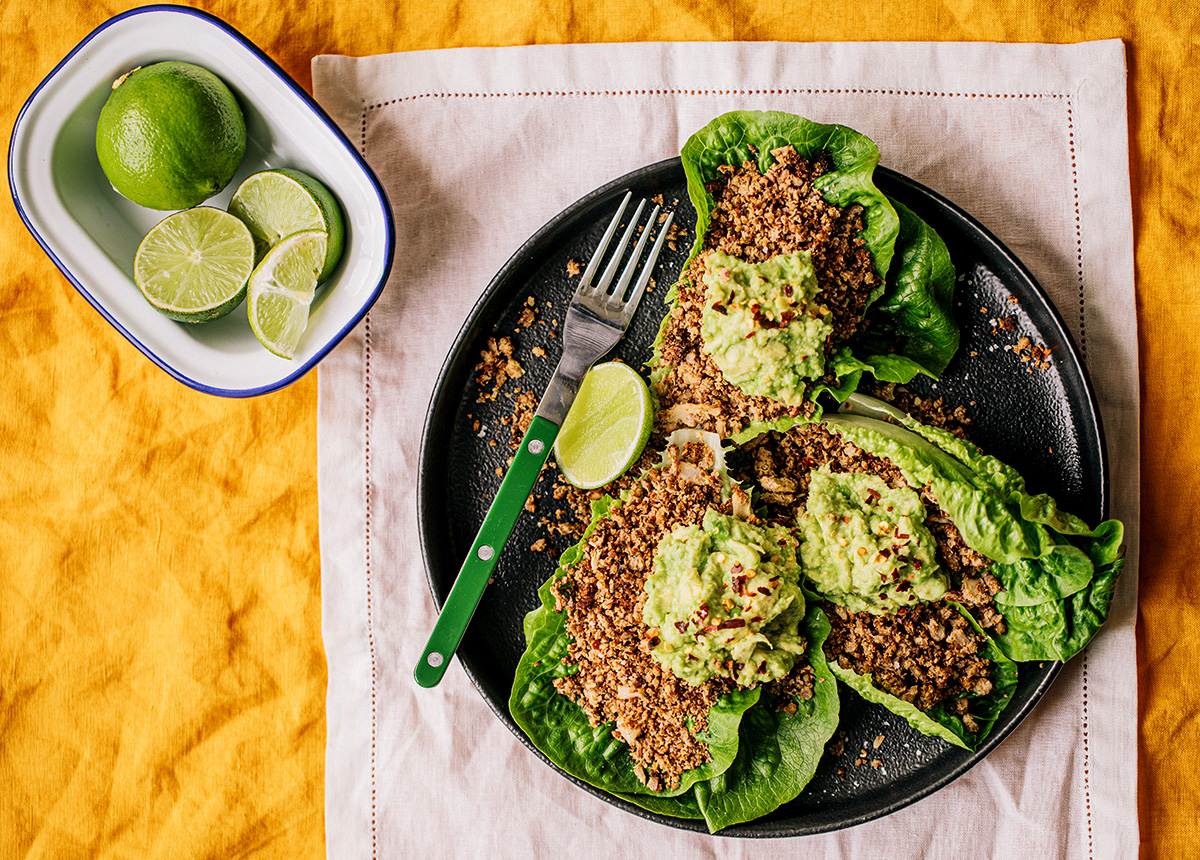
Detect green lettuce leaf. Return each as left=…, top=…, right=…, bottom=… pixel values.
left=826, top=604, right=1019, bottom=750
left=854, top=198, right=960, bottom=378
left=994, top=545, right=1125, bottom=662
left=691, top=600, right=841, bottom=832
left=509, top=496, right=758, bottom=803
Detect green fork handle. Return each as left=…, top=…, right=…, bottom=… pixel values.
left=414, top=415, right=560, bottom=687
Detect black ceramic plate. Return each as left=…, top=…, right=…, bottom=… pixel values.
left=416, top=158, right=1108, bottom=836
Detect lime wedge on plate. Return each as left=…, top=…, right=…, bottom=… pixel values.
left=246, top=230, right=327, bottom=359
left=554, top=361, right=655, bottom=489
left=133, top=206, right=255, bottom=322
left=229, top=168, right=344, bottom=279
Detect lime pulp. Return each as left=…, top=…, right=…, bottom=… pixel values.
left=246, top=230, right=328, bottom=359
left=554, top=361, right=655, bottom=489
left=133, top=207, right=255, bottom=322
left=228, top=168, right=345, bottom=279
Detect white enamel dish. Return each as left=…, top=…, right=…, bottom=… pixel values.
left=9, top=4, right=394, bottom=396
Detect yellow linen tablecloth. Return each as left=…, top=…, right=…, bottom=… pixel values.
left=0, top=1, right=1193, bottom=858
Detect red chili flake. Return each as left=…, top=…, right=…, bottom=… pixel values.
left=896, top=580, right=912, bottom=592
left=717, top=619, right=747, bottom=630
left=710, top=301, right=727, bottom=314
left=697, top=603, right=710, bottom=619
left=780, top=310, right=796, bottom=325
left=750, top=616, right=763, bottom=623
left=732, top=574, right=750, bottom=595
left=745, top=331, right=756, bottom=339
left=730, top=562, right=744, bottom=576
left=913, top=559, right=923, bottom=570
left=866, top=488, right=881, bottom=503
left=757, top=586, right=772, bottom=596
left=674, top=620, right=689, bottom=634
left=758, top=663, right=768, bottom=674
left=697, top=624, right=718, bottom=636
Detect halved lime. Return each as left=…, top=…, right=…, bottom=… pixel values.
left=554, top=361, right=655, bottom=489
left=246, top=230, right=328, bottom=359
left=133, top=206, right=255, bottom=322
left=228, top=168, right=344, bottom=279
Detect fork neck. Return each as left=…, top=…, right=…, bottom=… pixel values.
left=534, top=352, right=593, bottom=427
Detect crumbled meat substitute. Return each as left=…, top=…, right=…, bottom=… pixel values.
left=823, top=600, right=994, bottom=731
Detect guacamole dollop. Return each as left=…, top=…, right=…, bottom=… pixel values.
left=798, top=466, right=947, bottom=613
left=643, top=508, right=806, bottom=687
left=699, top=250, right=833, bottom=406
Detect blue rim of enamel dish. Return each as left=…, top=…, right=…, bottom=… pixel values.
left=8, top=3, right=395, bottom=398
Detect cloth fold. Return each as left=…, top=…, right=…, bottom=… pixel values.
left=313, top=39, right=1137, bottom=858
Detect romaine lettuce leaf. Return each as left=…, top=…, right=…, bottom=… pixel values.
left=509, top=496, right=758, bottom=801
left=825, top=604, right=1019, bottom=750
left=993, top=541, right=1125, bottom=662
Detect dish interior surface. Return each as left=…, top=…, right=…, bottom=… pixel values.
left=10, top=5, right=393, bottom=395
left=417, top=158, right=1106, bottom=836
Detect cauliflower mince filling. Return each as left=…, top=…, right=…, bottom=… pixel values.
left=550, top=441, right=816, bottom=790
left=655, top=145, right=883, bottom=438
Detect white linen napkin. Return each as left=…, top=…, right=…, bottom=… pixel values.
left=313, top=40, right=1138, bottom=859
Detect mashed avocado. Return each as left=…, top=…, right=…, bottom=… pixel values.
left=799, top=466, right=947, bottom=613
left=643, top=509, right=806, bottom=687
left=699, top=250, right=833, bottom=406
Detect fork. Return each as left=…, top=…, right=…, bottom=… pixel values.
left=414, top=191, right=675, bottom=688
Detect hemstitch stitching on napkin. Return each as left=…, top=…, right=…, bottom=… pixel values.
left=363, top=87, right=1070, bottom=111
left=363, top=311, right=379, bottom=858
left=1066, top=98, right=1089, bottom=362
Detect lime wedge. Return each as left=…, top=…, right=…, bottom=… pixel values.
left=246, top=230, right=328, bottom=359
left=133, top=206, right=255, bottom=322
left=554, top=361, right=655, bottom=489
left=228, top=168, right=344, bottom=279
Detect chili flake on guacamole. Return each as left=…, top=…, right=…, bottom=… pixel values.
left=643, top=508, right=807, bottom=687
left=798, top=466, right=948, bottom=613
left=699, top=250, right=832, bottom=406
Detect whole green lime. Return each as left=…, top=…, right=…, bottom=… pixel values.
left=95, top=62, right=247, bottom=210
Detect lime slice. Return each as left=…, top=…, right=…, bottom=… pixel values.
left=228, top=168, right=344, bottom=279
left=133, top=206, right=255, bottom=322
left=246, top=230, right=328, bottom=358
left=554, top=362, right=655, bottom=489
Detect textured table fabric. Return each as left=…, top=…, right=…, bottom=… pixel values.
left=314, top=39, right=1137, bottom=859
left=1, top=2, right=1197, bottom=859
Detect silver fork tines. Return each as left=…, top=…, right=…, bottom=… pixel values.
left=534, top=191, right=676, bottom=426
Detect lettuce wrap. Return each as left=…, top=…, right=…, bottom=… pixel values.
left=826, top=604, right=1019, bottom=750
left=509, top=437, right=840, bottom=832
left=826, top=394, right=1126, bottom=663
left=654, top=110, right=960, bottom=440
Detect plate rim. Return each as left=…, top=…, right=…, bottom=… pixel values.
left=417, top=155, right=1109, bottom=836
left=7, top=3, right=396, bottom=398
